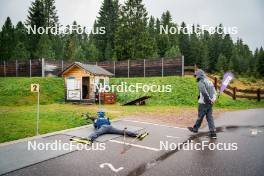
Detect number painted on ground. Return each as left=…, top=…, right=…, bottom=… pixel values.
left=100, top=163, right=124, bottom=173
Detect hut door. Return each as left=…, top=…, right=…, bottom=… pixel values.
left=82, top=77, right=90, bottom=99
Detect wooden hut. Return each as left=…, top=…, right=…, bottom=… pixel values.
left=61, top=62, right=113, bottom=103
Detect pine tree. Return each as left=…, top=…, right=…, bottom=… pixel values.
left=160, top=10, right=178, bottom=48
left=179, top=22, right=190, bottom=65
left=34, top=34, right=54, bottom=58
left=114, top=0, right=156, bottom=60
left=11, top=42, right=30, bottom=60
left=229, top=48, right=239, bottom=73
left=216, top=54, right=227, bottom=72
left=11, top=21, right=30, bottom=60
left=43, top=0, right=59, bottom=27
left=0, top=17, right=15, bottom=61
left=64, top=37, right=77, bottom=60
left=93, top=0, right=119, bottom=60
left=52, top=35, right=64, bottom=59
left=256, top=47, right=264, bottom=77
left=83, top=41, right=99, bottom=61
left=165, top=45, right=181, bottom=58
left=26, top=0, right=59, bottom=59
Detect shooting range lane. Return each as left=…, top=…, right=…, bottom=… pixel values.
left=0, top=134, right=75, bottom=175
left=1, top=120, right=190, bottom=176
left=138, top=109, right=264, bottom=176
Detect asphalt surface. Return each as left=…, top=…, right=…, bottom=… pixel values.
left=1, top=109, right=264, bottom=176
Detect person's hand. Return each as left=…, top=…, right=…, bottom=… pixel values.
left=210, top=99, right=216, bottom=105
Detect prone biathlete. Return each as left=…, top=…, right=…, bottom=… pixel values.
left=78, top=111, right=148, bottom=143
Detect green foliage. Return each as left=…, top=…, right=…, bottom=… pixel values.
left=0, top=17, right=15, bottom=61
left=179, top=22, right=191, bottom=65
left=114, top=0, right=157, bottom=60
left=0, top=1, right=263, bottom=78
left=26, top=0, right=59, bottom=58
left=85, top=42, right=99, bottom=61
left=93, top=0, right=119, bottom=60
left=165, top=45, right=181, bottom=57
left=216, top=54, right=227, bottom=72
left=34, top=34, right=55, bottom=58
left=11, top=42, right=30, bottom=60
left=256, top=47, right=264, bottom=77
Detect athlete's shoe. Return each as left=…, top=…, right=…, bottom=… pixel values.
left=209, top=132, right=217, bottom=139
left=187, top=127, right=198, bottom=133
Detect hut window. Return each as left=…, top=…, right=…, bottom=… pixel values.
left=67, top=77, right=80, bottom=90
left=99, top=78, right=105, bottom=86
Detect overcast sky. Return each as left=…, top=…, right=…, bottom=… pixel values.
left=0, top=0, right=263, bottom=51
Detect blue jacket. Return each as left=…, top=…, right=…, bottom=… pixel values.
left=93, top=117, right=111, bottom=129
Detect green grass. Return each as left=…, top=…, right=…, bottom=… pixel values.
left=110, top=76, right=264, bottom=109
left=0, top=77, right=64, bottom=106
left=0, top=76, right=264, bottom=143
left=1, top=76, right=263, bottom=108
left=0, top=104, right=95, bottom=143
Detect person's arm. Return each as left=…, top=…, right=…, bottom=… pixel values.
left=211, top=85, right=217, bottom=104
left=198, top=81, right=211, bottom=104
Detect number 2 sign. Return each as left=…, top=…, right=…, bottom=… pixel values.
left=31, top=84, right=40, bottom=92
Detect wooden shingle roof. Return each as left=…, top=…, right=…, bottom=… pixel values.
left=61, top=62, right=114, bottom=76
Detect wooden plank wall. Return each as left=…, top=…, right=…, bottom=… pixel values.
left=0, top=57, right=183, bottom=78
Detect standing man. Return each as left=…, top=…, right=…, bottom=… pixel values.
left=187, top=69, right=217, bottom=139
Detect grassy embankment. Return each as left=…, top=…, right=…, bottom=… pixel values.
left=0, top=77, right=263, bottom=143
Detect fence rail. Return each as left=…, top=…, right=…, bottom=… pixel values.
left=0, top=57, right=184, bottom=78
left=207, top=75, right=263, bottom=101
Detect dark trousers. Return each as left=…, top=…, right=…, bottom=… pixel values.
left=88, top=125, right=137, bottom=141
left=193, top=104, right=216, bottom=132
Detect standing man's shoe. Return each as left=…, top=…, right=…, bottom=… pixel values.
left=187, top=127, right=198, bottom=133
left=209, top=132, right=217, bottom=139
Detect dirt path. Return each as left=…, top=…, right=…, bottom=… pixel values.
left=120, top=107, right=231, bottom=128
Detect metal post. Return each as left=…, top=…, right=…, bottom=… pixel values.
left=16, top=60, right=18, bottom=77
left=113, top=61, right=116, bottom=76
left=182, top=55, right=184, bottom=76
left=41, top=58, right=45, bottom=77
left=3, top=61, right=6, bottom=77
left=96, top=62, right=98, bottom=66
left=29, top=59, right=32, bottom=77
left=61, top=59, right=64, bottom=72
left=143, top=59, right=146, bottom=77
left=161, top=58, right=164, bottom=77
left=36, top=90, right=40, bottom=135
left=128, top=60, right=130, bottom=78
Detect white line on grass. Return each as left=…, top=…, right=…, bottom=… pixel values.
left=109, top=139, right=160, bottom=152
left=122, top=119, right=187, bottom=130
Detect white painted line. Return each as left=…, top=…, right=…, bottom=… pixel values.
left=166, top=135, right=180, bottom=139
left=122, top=119, right=187, bottom=130
left=109, top=139, right=160, bottom=152
left=100, top=163, right=124, bottom=173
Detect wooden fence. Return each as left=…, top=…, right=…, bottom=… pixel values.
left=181, top=65, right=263, bottom=101
left=207, top=75, right=263, bottom=101
left=0, top=57, right=184, bottom=78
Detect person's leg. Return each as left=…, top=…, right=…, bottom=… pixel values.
left=108, top=126, right=137, bottom=137
left=193, top=104, right=207, bottom=131
left=205, top=105, right=216, bottom=132
left=88, top=125, right=109, bottom=142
